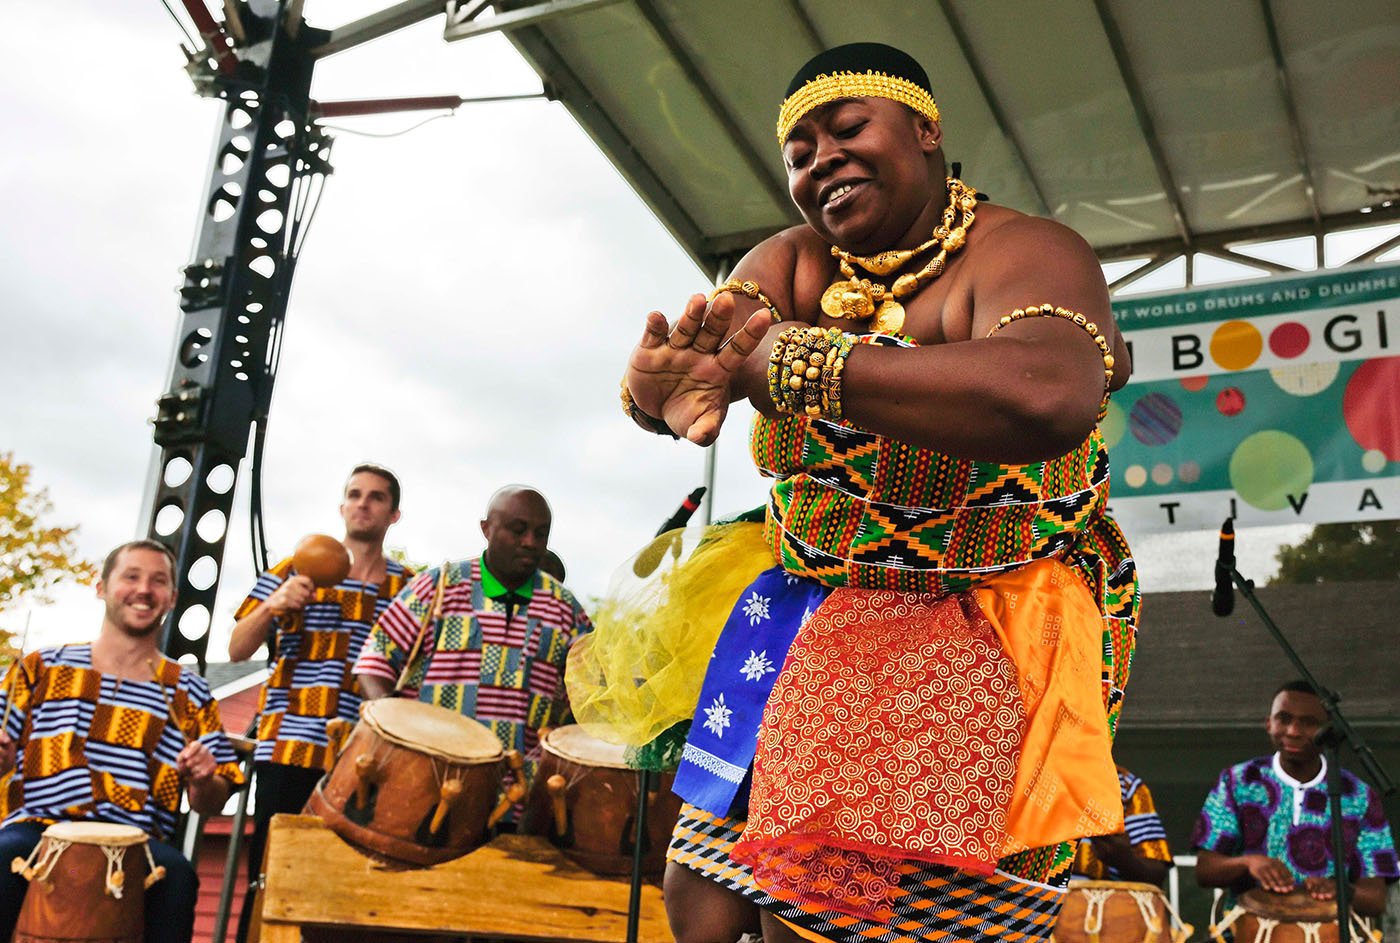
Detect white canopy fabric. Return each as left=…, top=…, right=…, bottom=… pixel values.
left=498, top=0, right=1400, bottom=277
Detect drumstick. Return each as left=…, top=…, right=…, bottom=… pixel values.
left=0, top=613, right=33, bottom=734
left=395, top=565, right=449, bottom=693
left=147, top=659, right=190, bottom=744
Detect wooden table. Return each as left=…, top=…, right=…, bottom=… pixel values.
left=259, top=815, right=673, bottom=942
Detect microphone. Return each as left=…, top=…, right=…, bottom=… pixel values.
left=633, top=487, right=708, bottom=578
left=1212, top=517, right=1235, bottom=617
left=654, top=487, right=707, bottom=537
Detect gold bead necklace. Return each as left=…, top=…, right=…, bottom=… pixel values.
left=819, top=176, right=978, bottom=334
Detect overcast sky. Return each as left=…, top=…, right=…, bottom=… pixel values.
left=2, top=2, right=1316, bottom=659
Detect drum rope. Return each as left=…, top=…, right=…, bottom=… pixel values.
left=12, top=837, right=70, bottom=886
left=1252, top=916, right=1281, bottom=943
left=100, top=844, right=127, bottom=898
left=1208, top=903, right=1246, bottom=943
left=142, top=841, right=167, bottom=889
left=1129, top=889, right=1164, bottom=932
left=1081, top=887, right=1115, bottom=935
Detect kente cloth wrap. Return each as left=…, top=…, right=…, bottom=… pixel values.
left=237, top=556, right=413, bottom=771
left=670, top=803, right=1072, bottom=943
left=355, top=560, right=592, bottom=775
left=1192, top=754, right=1399, bottom=907
left=0, top=645, right=245, bottom=841
left=671, top=566, right=832, bottom=815
left=1072, top=765, right=1173, bottom=880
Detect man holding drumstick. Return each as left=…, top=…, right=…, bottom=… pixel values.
left=0, top=539, right=243, bottom=943
left=229, top=462, right=412, bottom=942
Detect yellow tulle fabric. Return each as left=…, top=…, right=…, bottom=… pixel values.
left=565, top=522, right=774, bottom=747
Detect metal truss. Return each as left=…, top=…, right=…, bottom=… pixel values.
left=145, top=0, right=331, bottom=668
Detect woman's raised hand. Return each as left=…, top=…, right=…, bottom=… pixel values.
left=624, top=291, right=772, bottom=446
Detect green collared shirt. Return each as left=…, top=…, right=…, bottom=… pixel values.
left=479, top=555, right=533, bottom=622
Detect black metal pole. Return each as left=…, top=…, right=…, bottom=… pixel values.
left=626, top=768, right=652, bottom=943
left=1225, top=562, right=1395, bottom=940
left=1319, top=730, right=1352, bottom=943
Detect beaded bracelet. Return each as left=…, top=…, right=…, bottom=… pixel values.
left=619, top=380, right=680, bottom=439
left=985, top=303, right=1116, bottom=420
left=768, top=326, right=856, bottom=420
left=709, top=278, right=782, bottom=322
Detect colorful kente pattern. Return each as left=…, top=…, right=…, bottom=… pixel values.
left=749, top=336, right=1140, bottom=736
left=237, top=556, right=413, bottom=771
left=355, top=560, right=592, bottom=770
left=0, top=645, right=244, bottom=841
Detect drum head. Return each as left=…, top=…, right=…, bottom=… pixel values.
left=44, top=822, right=148, bottom=847
left=543, top=725, right=630, bottom=769
left=361, top=698, right=502, bottom=762
left=1239, top=888, right=1340, bottom=922
left=1069, top=877, right=1166, bottom=895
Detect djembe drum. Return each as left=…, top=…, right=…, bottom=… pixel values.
left=305, top=698, right=505, bottom=867
left=1054, top=879, right=1191, bottom=943
left=1211, top=888, right=1380, bottom=943
left=10, top=822, right=164, bottom=943
left=519, top=724, right=682, bottom=875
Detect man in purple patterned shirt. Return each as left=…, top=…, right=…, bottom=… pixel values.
left=1193, top=680, right=1397, bottom=917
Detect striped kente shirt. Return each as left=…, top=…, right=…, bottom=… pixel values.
left=354, top=557, right=592, bottom=764
left=0, top=644, right=244, bottom=842
left=236, top=556, right=413, bottom=770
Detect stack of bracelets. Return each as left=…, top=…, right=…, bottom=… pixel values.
left=767, top=325, right=857, bottom=421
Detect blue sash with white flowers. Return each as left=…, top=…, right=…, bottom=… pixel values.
left=672, top=566, right=831, bottom=817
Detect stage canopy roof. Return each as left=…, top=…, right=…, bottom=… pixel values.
left=469, top=0, right=1400, bottom=278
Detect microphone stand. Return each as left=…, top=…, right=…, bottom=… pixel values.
left=1221, top=561, right=1396, bottom=943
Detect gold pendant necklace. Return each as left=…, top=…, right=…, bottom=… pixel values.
left=820, top=176, right=978, bottom=334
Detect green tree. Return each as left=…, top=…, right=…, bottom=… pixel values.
left=0, top=452, right=96, bottom=616
left=1271, top=520, right=1400, bottom=584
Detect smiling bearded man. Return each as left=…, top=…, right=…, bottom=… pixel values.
left=607, top=42, right=1142, bottom=943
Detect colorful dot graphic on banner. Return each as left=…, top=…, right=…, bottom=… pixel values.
left=1229, top=431, right=1314, bottom=511
left=1210, top=320, right=1263, bottom=371
left=1216, top=387, right=1245, bottom=416
left=1151, top=463, right=1173, bottom=485
left=1128, top=393, right=1182, bottom=445
left=1362, top=450, right=1388, bottom=473
left=1343, top=356, right=1400, bottom=461
left=1124, top=465, right=1147, bottom=488
left=1270, top=361, right=1339, bottom=396
left=1268, top=321, right=1310, bottom=359
left=1179, top=461, right=1201, bottom=484
left=1100, top=400, right=1126, bottom=448
left=1179, top=375, right=1209, bottom=392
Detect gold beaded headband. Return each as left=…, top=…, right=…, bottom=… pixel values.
left=776, top=70, right=941, bottom=143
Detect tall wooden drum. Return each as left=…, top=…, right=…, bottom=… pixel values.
left=519, top=725, right=682, bottom=876
left=11, top=821, right=161, bottom=943
left=305, top=698, right=504, bottom=867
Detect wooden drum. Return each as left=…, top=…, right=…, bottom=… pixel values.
left=305, top=698, right=504, bottom=867
left=519, top=725, right=682, bottom=876
left=1054, top=879, right=1190, bottom=943
left=11, top=822, right=162, bottom=943
left=1213, top=888, right=1379, bottom=943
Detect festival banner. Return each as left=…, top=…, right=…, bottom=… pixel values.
left=1105, top=262, right=1400, bottom=534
